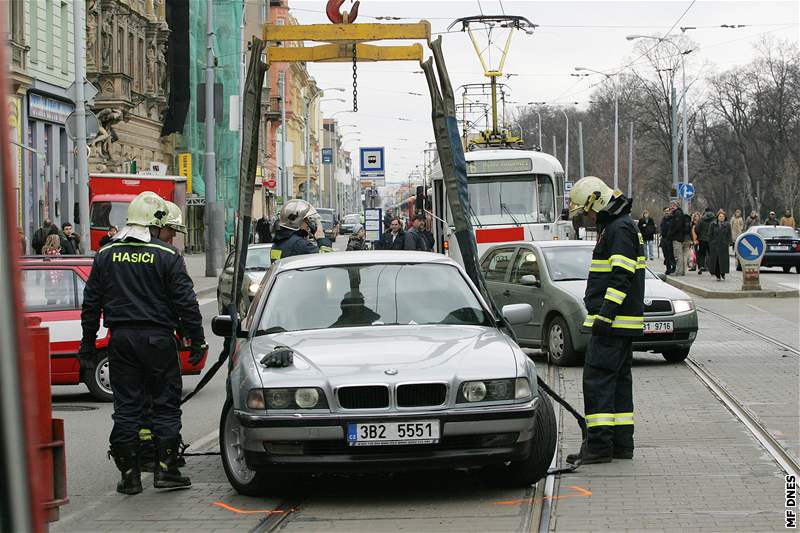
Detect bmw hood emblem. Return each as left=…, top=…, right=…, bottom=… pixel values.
left=644, top=298, right=652, bottom=305
left=384, top=368, right=398, bottom=375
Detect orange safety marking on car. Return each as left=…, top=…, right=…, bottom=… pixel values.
left=475, top=226, right=525, bottom=244
left=493, top=485, right=592, bottom=505
left=212, top=501, right=297, bottom=515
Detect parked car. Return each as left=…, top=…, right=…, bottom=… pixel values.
left=218, top=243, right=273, bottom=315
left=735, top=226, right=800, bottom=273
left=480, top=241, right=698, bottom=366
left=213, top=251, right=556, bottom=495
left=338, top=213, right=362, bottom=235
left=317, top=208, right=338, bottom=241
left=20, top=256, right=207, bottom=401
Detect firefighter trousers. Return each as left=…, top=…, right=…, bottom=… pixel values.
left=108, top=326, right=182, bottom=447
left=583, top=334, right=634, bottom=456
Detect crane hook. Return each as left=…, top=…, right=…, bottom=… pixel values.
left=326, top=0, right=360, bottom=24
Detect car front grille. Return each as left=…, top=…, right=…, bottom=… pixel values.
left=337, top=386, right=390, bottom=409
left=396, top=383, right=447, bottom=407
left=296, top=433, right=519, bottom=455
left=644, top=299, right=672, bottom=314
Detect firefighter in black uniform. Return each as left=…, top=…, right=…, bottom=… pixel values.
left=566, top=176, right=645, bottom=464
left=271, top=199, right=333, bottom=262
left=80, top=191, right=206, bottom=495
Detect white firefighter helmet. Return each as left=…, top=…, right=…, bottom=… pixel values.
left=279, top=199, right=319, bottom=231
left=569, top=176, right=616, bottom=214
left=163, top=201, right=187, bottom=234
left=126, top=191, right=168, bottom=228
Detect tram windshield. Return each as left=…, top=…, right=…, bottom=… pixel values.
left=467, top=174, right=555, bottom=225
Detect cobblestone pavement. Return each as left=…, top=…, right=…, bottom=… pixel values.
left=551, top=351, right=786, bottom=532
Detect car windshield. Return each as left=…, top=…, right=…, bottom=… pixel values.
left=343, top=214, right=360, bottom=224
left=756, top=226, right=797, bottom=238
left=245, top=246, right=271, bottom=271
left=90, top=201, right=128, bottom=230
left=258, top=263, right=491, bottom=333
left=317, top=210, right=334, bottom=229
left=467, top=174, right=555, bottom=224
left=541, top=246, right=655, bottom=281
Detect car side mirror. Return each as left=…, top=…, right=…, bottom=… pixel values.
left=502, top=303, right=533, bottom=326
left=520, top=274, right=540, bottom=287
left=211, top=315, right=246, bottom=338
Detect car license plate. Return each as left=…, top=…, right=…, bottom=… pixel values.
left=644, top=321, right=673, bottom=334
left=771, top=246, right=789, bottom=251
left=347, top=420, right=440, bottom=446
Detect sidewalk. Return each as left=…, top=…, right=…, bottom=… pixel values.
left=184, top=253, right=218, bottom=298
left=646, top=257, right=799, bottom=299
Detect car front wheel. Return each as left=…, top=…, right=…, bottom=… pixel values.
left=82, top=352, right=113, bottom=402
left=220, top=398, right=279, bottom=496
left=662, top=348, right=690, bottom=363
left=546, top=316, right=582, bottom=367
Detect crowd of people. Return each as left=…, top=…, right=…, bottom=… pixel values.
left=642, top=204, right=797, bottom=282
left=28, top=219, right=84, bottom=256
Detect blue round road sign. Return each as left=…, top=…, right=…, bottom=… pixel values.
left=736, top=232, right=765, bottom=262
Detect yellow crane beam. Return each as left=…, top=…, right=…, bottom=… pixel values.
left=267, top=43, right=424, bottom=64
left=262, top=22, right=431, bottom=43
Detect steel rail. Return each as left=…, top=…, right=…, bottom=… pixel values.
left=685, top=358, right=800, bottom=478
left=696, top=306, right=800, bottom=357
left=537, top=361, right=560, bottom=533
left=250, top=498, right=303, bottom=533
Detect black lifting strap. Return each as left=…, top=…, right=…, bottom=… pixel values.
left=181, top=333, right=232, bottom=405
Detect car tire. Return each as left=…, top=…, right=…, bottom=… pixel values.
left=545, top=316, right=582, bottom=367
left=661, top=348, right=690, bottom=363
left=796, top=266, right=800, bottom=274
left=481, top=387, right=557, bottom=487
left=82, top=352, right=113, bottom=402
left=783, top=266, right=791, bottom=273
left=220, top=398, right=280, bottom=496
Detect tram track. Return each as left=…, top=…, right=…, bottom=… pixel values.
left=696, top=305, right=800, bottom=357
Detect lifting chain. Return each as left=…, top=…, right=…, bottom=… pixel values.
left=352, top=44, right=358, bottom=112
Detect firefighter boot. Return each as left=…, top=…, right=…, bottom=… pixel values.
left=154, top=437, right=192, bottom=489
left=566, top=442, right=613, bottom=465
left=138, top=428, right=155, bottom=473
left=109, top=443, right=143, bottom=495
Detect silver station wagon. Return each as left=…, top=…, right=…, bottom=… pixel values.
left=212, top=251, right=556, bottom=495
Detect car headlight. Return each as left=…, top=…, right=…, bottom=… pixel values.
left=248, top=282, right=260, bottom=296
left=673, top=299, right=694, bottom=313
left=252, top=387, right=329, bottom=410
left=458, top=378, right=531, bottom=403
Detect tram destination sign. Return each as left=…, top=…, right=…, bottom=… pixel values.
left=467, top=158, right=532, bottom=175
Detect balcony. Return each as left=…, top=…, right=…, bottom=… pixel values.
left=265, top=96, right=282, bottom=120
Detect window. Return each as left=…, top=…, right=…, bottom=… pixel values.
left=260, top=1, right=268, bottom=23
left=138, top=38, right=145, bottom=91
left=480, top=247, right=515, bottom=282
left=60, top=2, right=68, bottom=73
left=537, top=175, right=555, bottom=223
left=117, top=27, right=124, bottom=71
left=30, top=0, right=39, bottom=62
left=128, top=32, right=134, bottom=76
left=258, top=264, right=490, bottom=333
left=90, top=201, right=128, bottom=230
left=22, top=269, right=80, bottom=312
left=46, top=0, right=54, bottom=68
left=510, top=249, right=539, bottom=284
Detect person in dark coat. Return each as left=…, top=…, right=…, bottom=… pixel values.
left=707, top=210, right=732, bottom=281
left=255, top=216, right=273, bottom=243
left=667, top=205, right=687, bottom=276
left=99, top=225, right=119, bottom=247
left=403, top=214, right=428, bottom=251
left=637, top=210, right=656, bottom=260
left=346, top=224, right=368, bottom=251
left=695, top=207, right=715, bottom=275
left=378, top=218, right=405, bottom=250
left=659, top=207, right=674, bottom=274
left=32, top=219, right=55, bottom=255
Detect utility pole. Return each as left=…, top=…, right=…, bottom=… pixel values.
left=670, top=85, right=678, bottom=198
left=204, top=0, right=220, bottom=277
left=552, top=135, right=557, bottom=160
left=578, top=121, right=584, bottom=178
left=628, top=122, right=634, bottom=197
left=560, top=109, right=569, bottom=181
left=72, top=0, right=90, bottom=249
left=613, top=78, right=619, bottom=190
left=304, top=95, right=311, bottom=203
left=681, top=52, right=690, bottom=212
left=279, top=72, right=288, bottom=202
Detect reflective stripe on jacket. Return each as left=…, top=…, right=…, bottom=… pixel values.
left=582, top=212, right=645, bottom=336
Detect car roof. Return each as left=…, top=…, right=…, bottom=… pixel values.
left=273, top=251, right=456, bottom=272
left=20, top=255, right=94, bottom=265
left=248, top=243, right=273, bottom=249
left=484, top=240, right=593, bottom=253
left=749, top=225, right=795, bottom=231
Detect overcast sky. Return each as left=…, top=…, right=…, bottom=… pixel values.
left=288, top=0, right=799, bottom=184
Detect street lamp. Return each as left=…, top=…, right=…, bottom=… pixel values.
left=305, top=88, right=344, bottom=202
left=575, top=66, right=620, bottom=189
left=529, top=101, right=571, bottom=181
left=626, top=35, right=693, bottom=208
left=526, top=103, right=543, bottom=150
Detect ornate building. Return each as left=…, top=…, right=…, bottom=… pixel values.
left=85, top=0, right=173, bottom=173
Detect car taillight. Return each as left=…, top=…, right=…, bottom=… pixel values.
left=795, top=243, right=800, bottom=252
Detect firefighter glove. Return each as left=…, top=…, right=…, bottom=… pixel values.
left=188, top=341, right=207, bottom=365
left=260, top=345, right=294, bottom=368
left=78, top=340, right=96, bottom=370
left=591, top=317, right=614, bottom=337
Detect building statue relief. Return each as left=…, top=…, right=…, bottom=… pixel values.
left=146, top=44, right=157, bottom=93
left=101, top=16, right=113, bottom=69
left=92, top=108, right=125, bottom=161
left=87, top=11, right=98, bottom=68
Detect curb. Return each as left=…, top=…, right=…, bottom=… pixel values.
left=665, top=276, right=799, bottom=299
left=195, top=285, right=217, bottom=298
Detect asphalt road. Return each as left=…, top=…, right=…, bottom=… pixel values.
left=53, top=296, right=227, bottom=522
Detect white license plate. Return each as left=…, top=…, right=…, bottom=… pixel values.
left=770, top=246, right=790, bottom=251
left=347, top=420, right=440, bottom=446
left=644, top=321, right=673, bottom=334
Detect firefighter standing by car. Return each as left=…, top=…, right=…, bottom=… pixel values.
left=566, top=176, right=645, bottom=465
left=80, top=191, right=206, bottom=495
left=271, top=199, right=333, bottom=262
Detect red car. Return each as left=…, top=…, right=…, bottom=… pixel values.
left=20, top=256, right=208, bottom=401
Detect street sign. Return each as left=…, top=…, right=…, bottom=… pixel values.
left=322, top=148, right=333, bottom=164
left=177, top=153, right=192, bottom=193
left=65, top=110, right=100, bottom=141
left=735, top=232, right=765, bottom=291
left=265, top=177, right=277, bottom=190
left=359, top=147, right=385, bottom=178
left=67, top=79, right=99, bottom=106
left=364, top=208, right=382, bottom=241
left=677, top=182, right=695, bottom=200
left=564, top=181, right=573, bottom=192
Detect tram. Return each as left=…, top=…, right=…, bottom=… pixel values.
left=429, top=148, right=571, bottom=258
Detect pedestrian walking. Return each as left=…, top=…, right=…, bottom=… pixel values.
left=378, top=218, right=405, bottom=250
left=730, top=209, right=744, bottom=245
left=270, top=199, right=333, bottom=262
left=403, top=213, right=428, bottom=251
left=637, top=210, right=656, bottom=260
left=99, top=226, right=118, bottom=247
left=255, top=215, right=272, bottom=243
left=764, top=211, right=779, bottom=226
left=744, top=210, right=760, bottom=230
left=80, top=191, right=205, bottom=495
left=780, top=210, right=796, bottom=229
left=668, top=205, right=688, bottom=276
left=689, top=212, right=701, bottom=271
left=707, top=210, right=732, bottom=281
left=660, top=207, right=675, bottom=274
left=696, top=208, right=715, bottom=275
left=32, top=218, right=55, bottom=255
left=346, top=224, right=368, bottom=251
left=61, top=222, right=81, bottom=254
left=421, top=217, right=435, bottom=251
left=566, top=176, right=645, bottom=465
